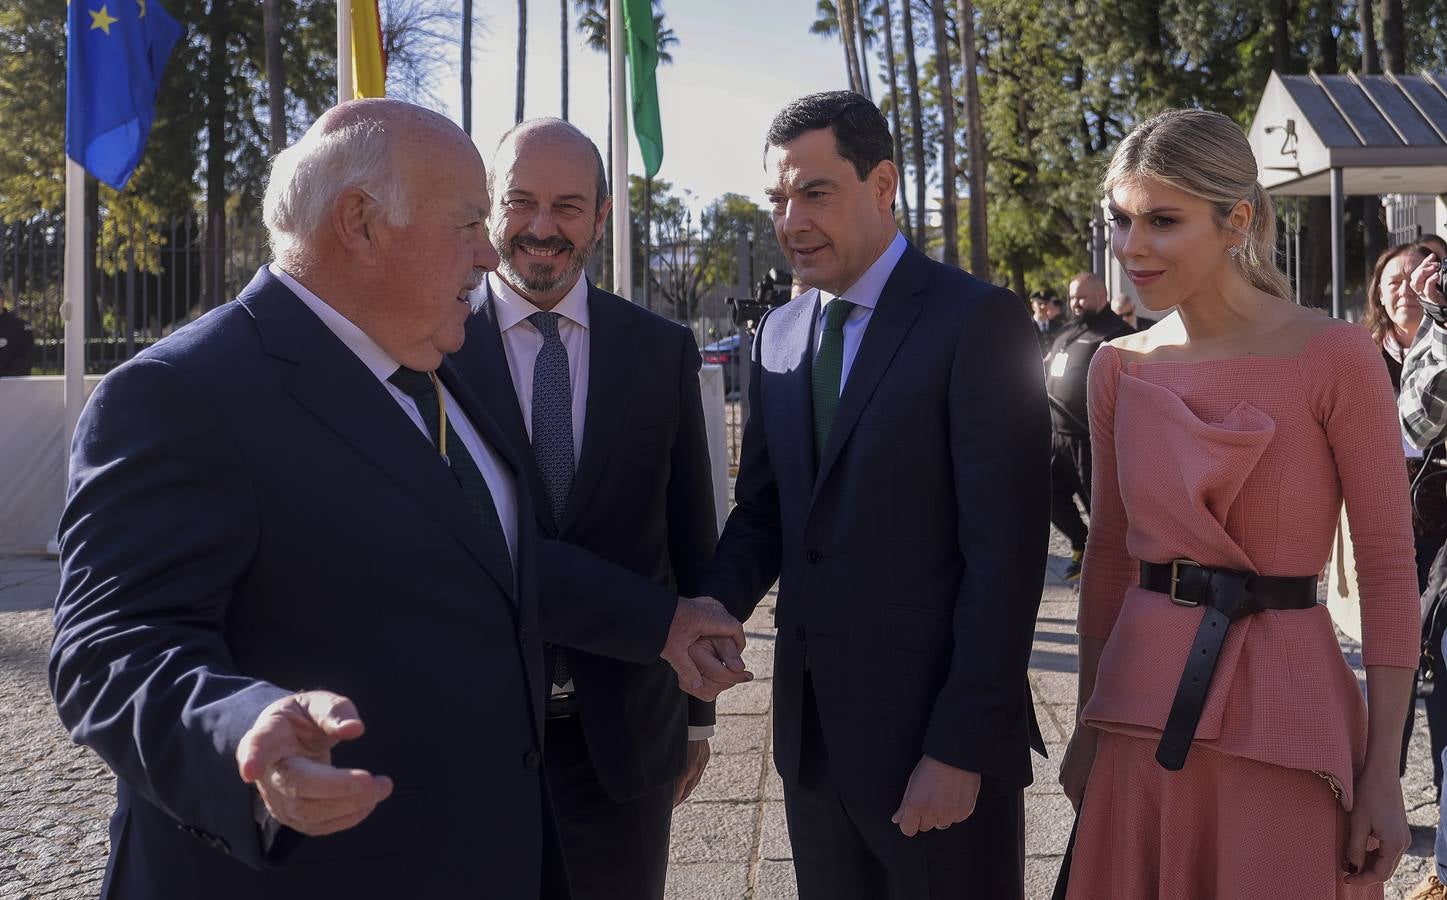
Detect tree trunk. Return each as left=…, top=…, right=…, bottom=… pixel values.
left=851, top=0, right=873, bottom=99
left=515, top=0, right=527, bottom=123
left=1359, top=0, right=1379, bottom=74
left=837, top=0, right=866, bottom=94
left=881, top=0, right=912, bottom=239
left=264, top=0, right=285, bottom=155
left=1305, top=0, right=1337, bottom=310
left=929, top=0, right=958, bottom=266
left=1320, top=0, right=1339, bottom=72
left=462, top=0, right=473, bottom=133
left=1381, top=0, right=1404, bottom=74
left=1271, top=0, right=1290, bottom=74
left=560, top=0, right=569, bottom=120
left=956, top=0, right=986, bottom=278
left=206, top=0, right=228, bottom=309
left=899, top=0, right=927, bottom=243
left=1358, top=1, right=1386, bottom=291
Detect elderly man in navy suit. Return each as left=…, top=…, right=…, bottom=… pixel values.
left=700, top=91, right=1051, bottom=899
left=48, top=99, right=748, bottom=900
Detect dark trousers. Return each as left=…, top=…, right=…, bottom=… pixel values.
left=784, top=676, right=1025, bottom=900
left=1412, top=535, right=1447, bottom=790
left=544, top=713, right=674, bottom=900
left=1050, top=432, right=1091, bottom=552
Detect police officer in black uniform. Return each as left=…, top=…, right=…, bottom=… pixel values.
left=1045, top=273, right=1134, bottom=580
left=0, top=293, right=35, bottom=376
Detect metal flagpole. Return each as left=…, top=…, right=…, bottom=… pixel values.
left=609, top=0, right=630, bottom=297
left=337, top=0, right=354, bottom=102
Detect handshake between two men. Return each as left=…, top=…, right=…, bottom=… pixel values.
left=235, top=596, right=750, bottom=837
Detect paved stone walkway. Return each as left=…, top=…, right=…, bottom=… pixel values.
left=1, top=551, right=1440, bottom=898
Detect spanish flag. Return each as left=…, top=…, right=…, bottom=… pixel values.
left=350, top=0, right=385, bottom=98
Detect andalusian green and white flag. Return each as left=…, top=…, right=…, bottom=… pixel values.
left=623, top=0, right=662, bottom=178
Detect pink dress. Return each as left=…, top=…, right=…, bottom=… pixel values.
left=1066, top=324, right=1420, bottom=900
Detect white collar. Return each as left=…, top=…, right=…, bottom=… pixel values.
left=489, top=271, right=591, bottom=333
left=269, top=263, right=401, bottom=382
left=817, top=230, right=908, bottom=313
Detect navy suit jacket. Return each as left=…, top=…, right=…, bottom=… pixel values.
left=701, top=245, right=1051, bottom=816
left=451, top=281, right=717, bottom=802
left=49, top=268, right=678, bottom=899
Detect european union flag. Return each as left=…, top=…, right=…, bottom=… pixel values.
left=66, top=0, right=184, bottom=190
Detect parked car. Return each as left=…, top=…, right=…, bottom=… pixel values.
left=701, top=334, right=742, bottom=396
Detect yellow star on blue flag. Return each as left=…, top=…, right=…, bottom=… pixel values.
left=88, top=6, right=118, bottom=33
left=67, top=0, right=184, bottom=189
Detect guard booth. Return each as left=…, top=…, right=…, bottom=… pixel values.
left=1247, top=71, right=1447, bottom=316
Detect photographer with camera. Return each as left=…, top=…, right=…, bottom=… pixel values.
left=1399, top=248, right=1447, bottom=900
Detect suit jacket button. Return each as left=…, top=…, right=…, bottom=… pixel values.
left=806, top=549, right=821, bottom=564
left=524, top=750, right=542, bottom=771
left=795, top=626, right=806, bottom=642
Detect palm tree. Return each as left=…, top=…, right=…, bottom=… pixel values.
left=515, top=0, right=528, bottom=123
left=811, top=1, right=867, bottom=95
left=879, top=1, right=912, bottom=239
left=899, top=0, right=927, bottom=243
left=929, top=0, right=958, bottom=266
left=264, top=0, right=284, bottom=154
left=850, top=0, right=874, bottom=99
left=956, top=0, right=986, bottom=276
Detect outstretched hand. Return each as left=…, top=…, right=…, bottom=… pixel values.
left=235, top=690, right=393, bottom=836
left=662, top=596, right=752, bottom=701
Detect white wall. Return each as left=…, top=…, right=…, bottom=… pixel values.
left=698, top=365, right=729, bottom=535
left=0, top=376, right=101, bottom=554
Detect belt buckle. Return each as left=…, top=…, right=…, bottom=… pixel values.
left=1169, top=559, right=1202, bottom=608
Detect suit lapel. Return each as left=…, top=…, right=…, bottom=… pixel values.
left=465, top=286, right=555, bottom=537
left=812, top=247, right=931, bottom=498
left=559, top=284, right=636, bottom=534
left=241, top=269, right=518, bottom=603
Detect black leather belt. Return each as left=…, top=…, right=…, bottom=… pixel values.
left=546, top=693, right=577, bottom=719
left=1140, top=560, right=1318, bottom=771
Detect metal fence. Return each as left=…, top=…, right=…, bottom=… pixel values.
left=3, top=209, right=788, bottom=465
left=0, top=214, right=270, bottom=375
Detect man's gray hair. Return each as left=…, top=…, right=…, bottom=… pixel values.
left=262, top=118, right=410, bottom=266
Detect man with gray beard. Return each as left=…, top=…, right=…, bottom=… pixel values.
left=451, top=118, right=719, bottom=900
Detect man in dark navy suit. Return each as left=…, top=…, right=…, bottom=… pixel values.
left=48, top=99, right=748, bottom=900
left=450, top=119, right=718, bottom=899
left=699, top=92, right=1051, bottom=899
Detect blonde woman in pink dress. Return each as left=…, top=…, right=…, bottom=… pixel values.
left=1058, top=108, right=1418, bottom=899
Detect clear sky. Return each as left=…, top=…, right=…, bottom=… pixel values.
left=429, top=0, right=887, bottom=210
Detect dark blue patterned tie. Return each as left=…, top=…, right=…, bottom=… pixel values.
left=529, top=311, right=575, bottom=526
left=528, top=311, right=576, bottom=692
left=388, top=367, right=513, bottom=587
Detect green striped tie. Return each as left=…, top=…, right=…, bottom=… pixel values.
left=812, top=299, right=855, bottom=461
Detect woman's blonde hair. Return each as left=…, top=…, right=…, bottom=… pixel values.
left=1103, top=108, right=1293, bottom=301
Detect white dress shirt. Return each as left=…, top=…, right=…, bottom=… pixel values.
left=814, top=230, right=909, bottom=393
left=488, top=271, right=589, bottom=464
left=270, top=264, right=519, bottom=568
left=488, top=272, right=714, bottom=740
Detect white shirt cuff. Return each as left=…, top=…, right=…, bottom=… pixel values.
left=687, top=725, right=715, bottom=741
